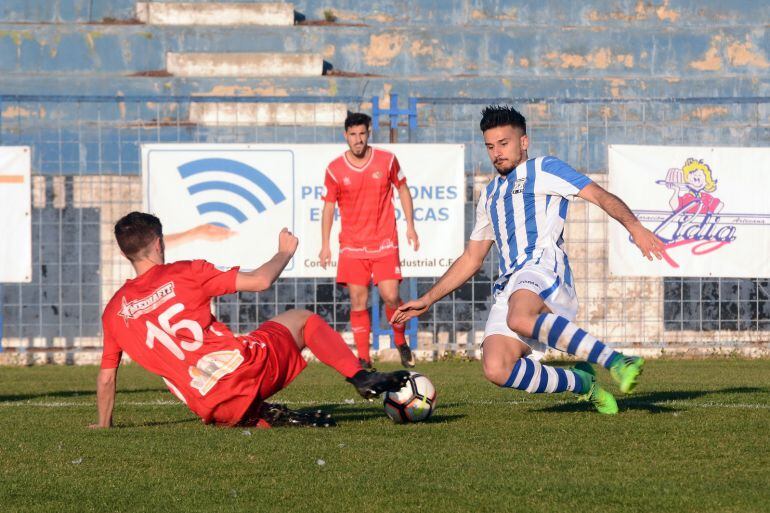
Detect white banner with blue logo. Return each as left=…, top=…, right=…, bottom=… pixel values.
left=142, top=144, right=465, bottom=277
left=0, top=146, right=31, bottom=282
left=609, top=144, right=770, bottom=277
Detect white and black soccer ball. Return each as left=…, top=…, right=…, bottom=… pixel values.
left=383, top=372, right=436, bottom=423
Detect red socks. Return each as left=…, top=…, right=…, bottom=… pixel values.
left=349, top=309, right=372, bottom=364
left=385, top=305, right=407, bottom=347
left=304, top=314, right=362, bottom=379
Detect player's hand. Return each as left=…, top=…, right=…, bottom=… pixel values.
left=391, top=299, right=430, bottom=324
left=406, top=226, right=420, bottom=251
left=278, top=228, right=299, bottom=256
left=629, top=224, right=665, bottom=261
left=318, top=245, right=332, bottom=269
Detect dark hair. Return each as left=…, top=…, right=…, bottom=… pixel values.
left=479, top=105, right=526, bottom=133
left=114, top=211, right=163, bottom=261
left=344, top=112, right=372, bottom=131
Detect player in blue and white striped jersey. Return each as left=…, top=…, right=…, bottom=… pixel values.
left=393, top=105, right=665, bottom=414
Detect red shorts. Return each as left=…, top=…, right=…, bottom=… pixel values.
left=254, top=321, right=307, bottom=400
left=336, top=251, right=403, bottom=286
left=216, top=321, right=307, bottom=426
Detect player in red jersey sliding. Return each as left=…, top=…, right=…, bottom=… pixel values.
left=319, top=112, right=419, bottom=369
left=92, top=212, right=409, bottom=429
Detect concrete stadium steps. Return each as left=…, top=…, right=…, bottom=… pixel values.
left=1, top=74, right=767, bottom=102
left=1, top=23, right=768, bottom=78
left=292, top=0, right=770, bottom=27
left=187, top=101, right=348, bottom=125
left=2, top=0, right=769, bottom=27
left=135, top=2, right=293, bottom=26
left=166, top=52, right=323, bottom=77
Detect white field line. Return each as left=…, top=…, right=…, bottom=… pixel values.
left=1, top=398, right=768, bottom=410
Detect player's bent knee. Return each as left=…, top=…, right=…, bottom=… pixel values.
left=381, top=295, right=400, bottom=309
left=506, top=313, right=530, bottom=336
left=482, top=361, right=512, bottom=387
left=287, top=308, right=314, bottom=322
left=348, top=291, right=369, bottom=311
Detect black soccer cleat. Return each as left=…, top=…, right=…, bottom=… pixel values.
left=358, top=358, right=375, bottom=371
left=396, top=344, right=416, bottom=368
left=257, top=403, right=336, bottom=428
left=346, top=369, right=411, bottom=401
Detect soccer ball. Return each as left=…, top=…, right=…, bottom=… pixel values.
left=383, top=372, right=436, bottom=423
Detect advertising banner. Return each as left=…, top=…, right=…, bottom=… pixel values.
left=0, top=146, right=31, bottom=283
left=609, top=145, right=770, bottom=277
left=142, top=144, right=465, bottom=277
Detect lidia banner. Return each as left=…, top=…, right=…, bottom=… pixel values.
left=142, top=144, right=465, bottom=278
left=0, top=146, right=31, bottom=283
left=608, top=145, right=770, bottom=277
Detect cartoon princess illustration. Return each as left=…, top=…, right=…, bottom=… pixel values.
left=661, top=158, right=723, bottom=214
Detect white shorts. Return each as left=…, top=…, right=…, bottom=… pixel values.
left=482, top=263, right=579, bottom=360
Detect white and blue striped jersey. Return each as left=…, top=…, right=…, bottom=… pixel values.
left=470, top=156, right=592, bottom=293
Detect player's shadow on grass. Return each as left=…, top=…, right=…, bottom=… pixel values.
left=303, top=403, right=466, bottom=424
left=534, top=387, right=767, bottom=414
left=0, top=387, right=166, bottom=403
left=114, top=417, right=200, bottom=428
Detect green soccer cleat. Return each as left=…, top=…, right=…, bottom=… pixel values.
left=572, top=367, right=618, bottom=415
left=573, top=361, right=595, bottom=377
left=609, top=356, right=645, bottom=394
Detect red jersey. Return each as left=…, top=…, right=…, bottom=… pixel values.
left=101, top=260, right=270, bottom=425
left=321, top=147, right=407, bottom=258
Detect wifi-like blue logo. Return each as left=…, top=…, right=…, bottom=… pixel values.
left=178, top=158, right=286, bottom=229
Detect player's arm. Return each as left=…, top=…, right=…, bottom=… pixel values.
left=164, top=224, right=235, bottom=248
left=235, top=228, right=299, bottom=292
left=319, top=201, right=335, bottom=269
left=319, top=168, right=339, bottom=269
left=397, top=182, right=420, bottom=251
left=91, top=367, right=118, bottom=428
left=392, top=239, right=493, bottom=324
left=578, top=182, right=664, bottom=261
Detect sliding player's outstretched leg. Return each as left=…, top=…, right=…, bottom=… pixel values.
left=273, top=309, right=409, bottom=401
left=530, top=312, right=645, bottom=394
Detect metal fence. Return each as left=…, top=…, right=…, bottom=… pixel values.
left=0, top=94, right=768, bottom=362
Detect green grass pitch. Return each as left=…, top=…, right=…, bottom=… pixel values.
left=1, top=360, right=768, bottom=513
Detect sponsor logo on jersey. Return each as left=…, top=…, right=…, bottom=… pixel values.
left=118, top=281, right=176, bottom=321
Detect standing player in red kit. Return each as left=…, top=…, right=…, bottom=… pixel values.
left=319, top=112, right=419, bottom=369
left=92, top=212, right=409, bottom=429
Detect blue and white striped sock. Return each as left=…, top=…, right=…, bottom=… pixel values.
left=502, top=356, right=585, bottom=394
left=532, top=313, right=620, bottom=369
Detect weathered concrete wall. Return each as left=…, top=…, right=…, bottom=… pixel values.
left=136, top=2, right=294, bottom=26
left=0, top=23, right=767, bottom=78
left=3, top=0, right=770, bottom=27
